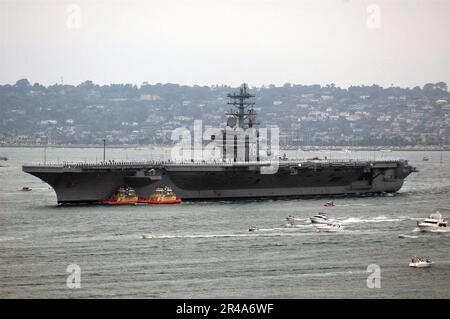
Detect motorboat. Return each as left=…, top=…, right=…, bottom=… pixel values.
left=141, top=233, right=157, bottom=239
left=248, top=225, right=258, bottom=232
left=417, top=209, right=448, bottom=232
left=422, top=156, right=429, bottom=161
left=324, top=201, right=335, bottom=207
left=19, top=186, right=32, bottom=192
left=409, top=257, right=433, bottom=268
left=310, top=212, right=331, bottom=224
left=315, top=223, right=342, bottom=233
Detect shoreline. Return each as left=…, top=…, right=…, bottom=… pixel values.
left=1, top=144, right=449, bottom=151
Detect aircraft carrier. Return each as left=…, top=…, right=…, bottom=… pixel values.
left=22, top=84, right=416, bottom=204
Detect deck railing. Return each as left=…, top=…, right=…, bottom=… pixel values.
left=23, top=157, right=407, bottom=169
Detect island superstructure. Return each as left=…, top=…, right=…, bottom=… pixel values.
left=22, top=84, right=415, bottom=204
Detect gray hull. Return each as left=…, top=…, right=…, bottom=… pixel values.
left=23, top=159, right=415, bottom=204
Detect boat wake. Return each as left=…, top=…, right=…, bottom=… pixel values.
left=428, top=228, right=450, bottom=233
left=339, top=216, right=403, bottom=224
left=290, top=218, right=309, bottom=222
left=418, top=228, right=450, bottom=233
left=412, top=227, right=450, bottom=233
left=398, top=234, right=419, bottom=239
left=146, top=231, right=315, bottom=240
left=154, top=233, right=264, bottom=239
left=282, top=224, right=311, bottom=229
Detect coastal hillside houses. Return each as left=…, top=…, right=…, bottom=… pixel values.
left=1, top=80, right=448, bottom=146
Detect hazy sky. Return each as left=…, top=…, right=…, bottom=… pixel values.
left=1, top=0, right=449, bottom=87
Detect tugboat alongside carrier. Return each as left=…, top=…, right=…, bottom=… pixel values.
left=138, top=186, right=182, bottom=204
left=22, top=84, right=416, bottom=204
left=100, top=186, right=138, bottom=205
left=100, top=186, right=181, bottom=205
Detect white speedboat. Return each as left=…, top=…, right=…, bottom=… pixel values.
left=409, top=257, right=433, bottom=268
left=248, top=225, right=258, bottom=232
left=310, top=212, right=331, bottom=224
left=315, top=223, right=342, bottom=233
left=417, top=209, right=448, bottom=232
left=141, top=233, right=157, bottom=239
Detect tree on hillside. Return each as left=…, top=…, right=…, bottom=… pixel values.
left=15, top=79, right=31, bottom=89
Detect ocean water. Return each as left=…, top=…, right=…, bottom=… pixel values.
left=0, top=147, right=449, bottom=298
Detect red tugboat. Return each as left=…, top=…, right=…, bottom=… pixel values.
left=138, top=186, right=182, bottom=204
left=100, top=186, right=138, bottom=205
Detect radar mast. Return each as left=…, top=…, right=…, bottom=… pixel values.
left=226, top=83, right=258, bottom=128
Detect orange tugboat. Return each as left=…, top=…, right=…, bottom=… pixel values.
left=138, top=186, right=182, bottom=204
left=100, top=186, right=138, bottom=205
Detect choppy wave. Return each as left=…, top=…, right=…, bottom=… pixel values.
left=403, top=185, right=450, bottom=197
left=294, top=269, right=367, bottom=278
left=0, top=236, right=28, bottom=242
left=335, top=203, right=373, bottom=207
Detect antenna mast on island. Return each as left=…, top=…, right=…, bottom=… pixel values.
left=226, top=83, right=257, bottom=128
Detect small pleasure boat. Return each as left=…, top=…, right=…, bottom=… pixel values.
left=141, top=233, right=157, bottom=239
left=324, top=201, right=335, bottom=207
left=248, top=225, right=258, bottom=232
left=310, top=212, right=330, bottom=224
left=417, top=209, right=448, bottom=232
left=409, top=257, right=433, bottom=268
left=19, top=186, right=32, bottom=192
left=315, top=223, right=342, bottom=233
